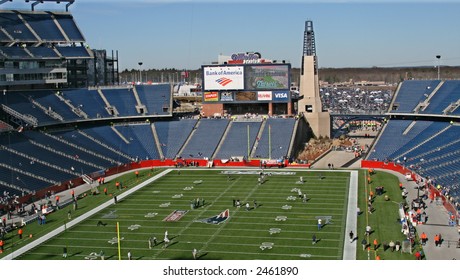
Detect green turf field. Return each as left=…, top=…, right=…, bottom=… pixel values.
left=3, top=167, right=419, bottom=260
left=14, top=169, right=352, bottom=260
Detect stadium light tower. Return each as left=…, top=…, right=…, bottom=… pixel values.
left=436, top=55, right=441, bottom=80
left=298, top=20, right=331, bottom=138
left=138, top=62, right=143, bottom=84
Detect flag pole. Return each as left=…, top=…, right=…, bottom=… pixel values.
left=117, top=222, right=121, bottom=260
left=247, top=124, right=250, bottom=159
left=268, top=124, right=271, bottom=159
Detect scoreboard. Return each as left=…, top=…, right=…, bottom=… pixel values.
left=202, top=63, right=291, bottom=104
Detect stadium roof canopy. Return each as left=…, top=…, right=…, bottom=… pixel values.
left=0, top=0, right=75, bottom=11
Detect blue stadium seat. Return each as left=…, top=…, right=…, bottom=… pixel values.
left=0, top=46, right=31, bottom=59
left=0, top=11, right=37, bottom=41
left=253, top=118, right=295, bottom=159
left=154, top=119, right=197, bottom=159
left=29, top=90, right=80, bottom=121
left=215, top=121, right=261, bottom=159
left=21, top=13, right=65, bottom=41
left=116, top=124, right=160, bottom=160
left=54, top=13, right=85, bottom=41
left=3, top=91, right=56, bottom=125
left=422, top=81, right=460, bottom=114
left=63, top=89, right=111, bottom=119
left=390, top=80, right=441, bottom=113
left=135, top=85, right=171, bottom=115
left=180, top=118, right=229, bottom=159
left=50, top=129, right=131, bottom=164
left=28, top=46, right=59, bottom=58
left=102, top=88, right=139, bottom=116
left=56, top=46, right=91, bottom=58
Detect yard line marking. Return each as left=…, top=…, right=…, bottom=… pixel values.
left=152, top=176, right=243, bottom=259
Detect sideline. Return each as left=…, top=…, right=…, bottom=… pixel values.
left=343, top=170, right=358, bottom=260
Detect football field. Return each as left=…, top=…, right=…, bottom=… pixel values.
left=16, top=169, right=353, bottom=260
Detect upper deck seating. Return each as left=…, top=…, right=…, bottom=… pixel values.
left=422, top=81, right=460, bottom=114
left=21, top=13, right=65, bottom=41
left=102, top=88, right=138, bottom=116
left=54, top=13, right=85, bottom=41
left=0, top=11, right=37, bottom=41
left=63, top=89, right=111, bottom=119
left=390, top=80, right=441, bottom=113
left=135, top=85, right=171, bottom=115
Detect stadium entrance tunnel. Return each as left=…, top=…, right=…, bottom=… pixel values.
left=331, top=114, right=385, bottom=138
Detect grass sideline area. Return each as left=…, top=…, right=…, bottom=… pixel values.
left=356, top=169, right=417, bottom=260
left=2, top=168, right=419, bottom=260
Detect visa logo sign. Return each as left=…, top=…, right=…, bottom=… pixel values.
left=274, top=93, right=288, bottom=98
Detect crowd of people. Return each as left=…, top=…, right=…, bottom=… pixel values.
left=320, top=87, right=393, bottom=115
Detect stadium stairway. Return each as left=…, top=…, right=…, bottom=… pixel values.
left=176, top=118, right=201, bottom=158
left=1, top=144, right=80, bottom=177
left=0, top=162, right=58, bottom=186
left=250, top=118, right=267, bottom=158
left=54, top=92, right=88, bottom=119
left=131, top=86, right=148, bottom=115
left=28, top=140, right=105, bottom=170
left=287, top=117, right=299, bottom=157
left=211, top=120, right=233, bottom=159
left=392, top=124, right=452, bottom=162
left=77, top=130, right=132, bottom=162
left=42, top=131, right=124, bottom=166
left=97, top=88, right=118, bottom=117
left=150, top=123, right=164, bottom=159
left=1, top=104, right=38, bottom=127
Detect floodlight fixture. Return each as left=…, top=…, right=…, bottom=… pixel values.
left=436, top=55, right=441, bottom=80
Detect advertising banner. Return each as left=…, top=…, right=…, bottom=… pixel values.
left=220, top=91, right=234, bottom=102
left=203, top=66, right=244, bottom=90
left=235, top=91, right=257, bottom=101
left=272, top=91, right=290, bottom=102
left=257, top=91, right=272, bottom=101
left=204, top=91, right=218, bottom=102
left=245, top=65, right=290, bottom=90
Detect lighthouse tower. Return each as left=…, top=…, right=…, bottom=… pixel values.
left=298, top=20, right=330, bottom=138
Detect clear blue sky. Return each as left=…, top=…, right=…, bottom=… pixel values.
left=3, top=0, right=460, bottom=70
